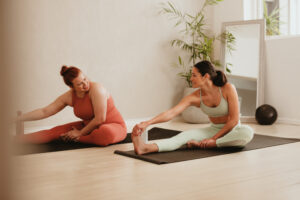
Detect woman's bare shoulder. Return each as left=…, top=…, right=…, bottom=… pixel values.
left=89, top=82, right=109, bottom=98
left=184, top=89, right=201, bottom=106
left=222, top=83, right=236, bottom=92
left=57, top=90, right=73, bottom=106
left=222, top=83, right=237, bottom=99
left=63, top=89, right=73, bottom=97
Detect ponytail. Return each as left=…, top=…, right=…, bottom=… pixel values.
left=212, top=70, right=227, bottom=87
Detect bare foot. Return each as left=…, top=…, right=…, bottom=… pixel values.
left=131, top=133, right=149, bottom=155
left=187, top=139, right=217, bottom=149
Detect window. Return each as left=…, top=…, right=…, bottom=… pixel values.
left=243, top=0, right=300, bottom=35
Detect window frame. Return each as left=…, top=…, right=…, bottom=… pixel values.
left=243, top=0, right=300, bottom=36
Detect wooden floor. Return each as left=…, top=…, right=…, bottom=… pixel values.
left=12, top=118, right=300, bottom=200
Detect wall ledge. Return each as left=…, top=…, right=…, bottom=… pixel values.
left=241, top=116, right=300, bottom=125
left=276, top=117, right=300, bottom=126
left=266, top=34, right=300, bottom=41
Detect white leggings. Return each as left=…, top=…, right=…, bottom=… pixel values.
left=155, top=122, right=254, bottom=152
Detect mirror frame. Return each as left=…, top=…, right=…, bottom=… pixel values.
left=220, top=19, right=265, bottom=116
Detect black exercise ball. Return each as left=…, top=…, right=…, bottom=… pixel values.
left=255, top=104, right=278, bottom=125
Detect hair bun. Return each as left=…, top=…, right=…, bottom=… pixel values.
left=60, top=65, right=68, bottom=76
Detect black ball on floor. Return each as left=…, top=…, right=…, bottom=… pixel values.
left=255, top=104, right=278, bottom=125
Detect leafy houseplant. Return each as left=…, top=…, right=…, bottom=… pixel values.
left=263, top=0, right=281, bottom=36
left=160, top=0, right=235, bottom=87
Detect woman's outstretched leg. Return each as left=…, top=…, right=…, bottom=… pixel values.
left=132, top=127, right=217, bottom=155
left=16, top=121, right=84, bottom=144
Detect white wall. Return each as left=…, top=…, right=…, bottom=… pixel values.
left=9, top=0, right=299, bottom=128
left=3, top=0, right=207, bottom=129
left=212, top=0, right=300, bottom=123
left=265, top=36, right=300, bottom=122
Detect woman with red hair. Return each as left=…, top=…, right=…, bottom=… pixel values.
left=16, top=66, right=127, bottom=146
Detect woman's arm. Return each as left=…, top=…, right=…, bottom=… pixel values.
left=78, top=83, right=108, bottom=136
left=132, top=91, right=200, bottom=136
left=17, top=91, right=72, bottom=122
left=211, top=83, right=240, bottom=140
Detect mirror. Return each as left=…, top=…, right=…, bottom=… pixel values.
left=221, top=19, right=265, bottom=118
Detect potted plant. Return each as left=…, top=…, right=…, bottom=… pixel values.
left=160, top=0, right=235, bottom=123
left=263, top=0, right=281, bottom=36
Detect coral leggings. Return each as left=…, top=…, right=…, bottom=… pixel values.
left=18, top=121, right=127, bottom=146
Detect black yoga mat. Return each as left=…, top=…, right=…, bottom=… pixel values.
left=114, top=128, right=300, bottom=164
left=14, top=127, right=179, bottom=155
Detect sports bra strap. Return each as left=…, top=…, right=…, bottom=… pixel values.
left=200, top=87, right=223, bottom=103
left=218, top=87, right=222, bottom=95
left=200, top=88, right=222, bottom=99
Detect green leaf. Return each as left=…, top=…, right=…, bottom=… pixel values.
left=178, top=56, right=182, bottom=65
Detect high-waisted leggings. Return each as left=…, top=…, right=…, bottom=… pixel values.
left=17, top=121, right=127, bottom=146
left=155, top=122, right=254, bottom=152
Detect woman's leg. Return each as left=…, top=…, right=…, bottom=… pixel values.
left=132, top=126, right=218, bottom=154
left=16, top=121, right=84, bottom=144
left=79, top=123, right=127, bottom=146
left=216, top=124, right=254, bottom=148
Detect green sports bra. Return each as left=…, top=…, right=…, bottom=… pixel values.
left=200, top=87, right=229, bottom=117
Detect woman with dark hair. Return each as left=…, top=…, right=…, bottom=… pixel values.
left=16, top=66, right=127, bottom=146
left=132, top=60, right=253, bottom=154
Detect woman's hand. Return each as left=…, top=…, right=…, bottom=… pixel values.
left=187, top=138, right=217, bottom=149
left=60, top=127, right=82, bottom=142
left=199, top=138, right=217, bottom=148
left=132, top=122, right=149, bottom=136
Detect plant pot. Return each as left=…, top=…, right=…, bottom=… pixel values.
left=181, top=87, right=210, bottom=124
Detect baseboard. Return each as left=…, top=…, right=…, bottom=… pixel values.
left=24, top=126, right=52, bottom=134
left=240, top=116, right=256, bottom=123
left=276, top=117, right=300, bottom=125
left=240, top=116, right=300, bottom=125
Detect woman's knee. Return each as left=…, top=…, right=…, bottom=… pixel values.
left=238, top=125, right=254, bottom=141
left=92, top=124, right=126, bottom=146
left=217, top=125, right=254, bottom=148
